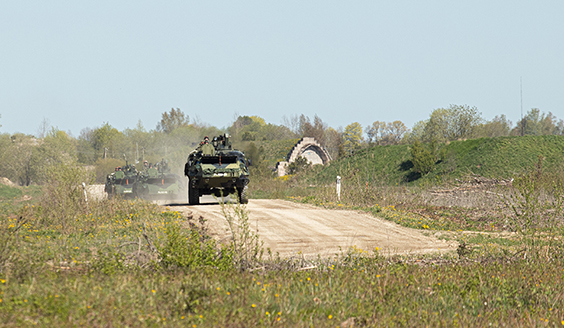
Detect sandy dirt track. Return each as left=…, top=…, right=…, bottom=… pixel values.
left=170, top=197, right=458, bottom=258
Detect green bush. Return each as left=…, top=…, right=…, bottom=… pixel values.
left=410, top=140, right=435, bottom=175
left=287, top=156, right=310, bottom=175
left=158, top=223, right=233, bottom=270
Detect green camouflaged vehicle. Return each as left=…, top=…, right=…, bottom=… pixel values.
left=104, top=163, right=139, bottom=199
left=184, top=134, right=250, bottom=205
left=136, top=159, right=184, bottom=200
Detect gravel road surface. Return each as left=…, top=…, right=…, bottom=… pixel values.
left=170, top=196, right=457, bottom=258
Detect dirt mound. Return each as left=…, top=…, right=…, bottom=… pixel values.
left=86, top=184, right=107, bottom=201
left=0, top=177, right=17, bottom=187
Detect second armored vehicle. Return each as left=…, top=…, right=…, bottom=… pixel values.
left=184, top=134, right=250, bottom=205
left=104, top=163, right=139, bottom=199
left=136, top=159, right=184, bottom=200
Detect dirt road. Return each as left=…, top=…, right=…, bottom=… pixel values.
left=170, top=196, right=457, bottom=258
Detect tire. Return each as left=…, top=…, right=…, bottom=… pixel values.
left=238, top=185, right=249, bottom=204
left=188, top=180, right=200, bottom=205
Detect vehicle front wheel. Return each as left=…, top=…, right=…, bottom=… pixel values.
left=237, top=185, right=248, bottom=204
left=188, top=180, right=200, bottom=205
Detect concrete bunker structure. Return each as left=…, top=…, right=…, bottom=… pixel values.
left=275, top=137, right=332, bottom=176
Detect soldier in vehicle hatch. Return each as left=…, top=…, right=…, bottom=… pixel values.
left=200, top=136, right=215, bottom=156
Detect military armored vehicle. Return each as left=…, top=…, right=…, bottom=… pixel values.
left=136, top=159, right=184, bottom=200
left=184, top=134, right=250, bottom=205
left=104, top=163, right=139, bottom=199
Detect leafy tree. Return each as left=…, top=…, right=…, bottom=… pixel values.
left=0, top=134, right=13, bottom=180
left=451, top=104, right=483, bottom=139
left=297, top=114, right=326, bottom=145
left=281, top=114, right=328, bottom=144
left=230, top=115, right=294, bottom=144
left=282, top=115, right=300, bottom=135
left=512, top=109, right=563, bottom=136
left=123, top=120, right=154, bottom=163
left=0, top=130, right=77, bottom=185
left=406, top=120, right=427, bottom=144
left=156, top=108, right=189, bottom=134
left=324, top=127, right=342, bottom=160
left=1, top=134, right=35, bottom=185
left=410, top=104, right=483, bottom=143
left=248, top=116, right=266, bottom=126
left=30, top=128, right=77, bottom=183
left=259, top=124, right=295, bottom=141
left=540, top=112, right=563, bottom=135
left=366, top=121, right=385, bottom=145
left=388, top=120, right=409, bottom=144
left=342, top=122, right=363, bottom=155
left=241, top=131, right=256, bottom=141
left=76, top=127, right=96, bottom=164
left=231, top=116, right=254, bottom=133
left=424, top=107, right=455, bottom=143
left=367, top=120, right=409, bottom=145
left=92, top=123, right=125, bottom=159
left=230, top=116, right=263, bottom=141
left=477, top=115, right=512, bottom=137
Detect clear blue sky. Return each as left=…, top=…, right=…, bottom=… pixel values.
left=1, top=1, right=563, bottom=137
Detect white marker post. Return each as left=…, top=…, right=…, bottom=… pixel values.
left=336, top=175, right=341, bottom=202
left=82, top=182, right=88, bottom=203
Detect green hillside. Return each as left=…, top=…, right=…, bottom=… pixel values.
left=306, top=135, right=564, bottom=185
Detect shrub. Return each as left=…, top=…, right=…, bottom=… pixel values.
left=158, top=223, right=233, bottom=270
left=34, top=161, right=94, bottom=231
left=287, top=156, right=310, bottom=175
left=410, top=141, right=435, bottom=175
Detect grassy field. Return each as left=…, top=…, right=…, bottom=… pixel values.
left=2, top=137, right=564, bottom=326
left=2, top=190, right=564, bottom=327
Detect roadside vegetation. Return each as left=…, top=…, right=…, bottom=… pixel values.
left=1, top=107, right=564, bottom=326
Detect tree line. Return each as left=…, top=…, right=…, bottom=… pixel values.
left=0, top=106, right=562, bottom=185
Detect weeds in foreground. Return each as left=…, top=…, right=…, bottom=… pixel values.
left=0, top=216, right=26, bottom=274
left=220, top=198, right=264, bottom=271
left=2, top=245, right=564, bottom=326
left=501, top=157, right=564, bottom=260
